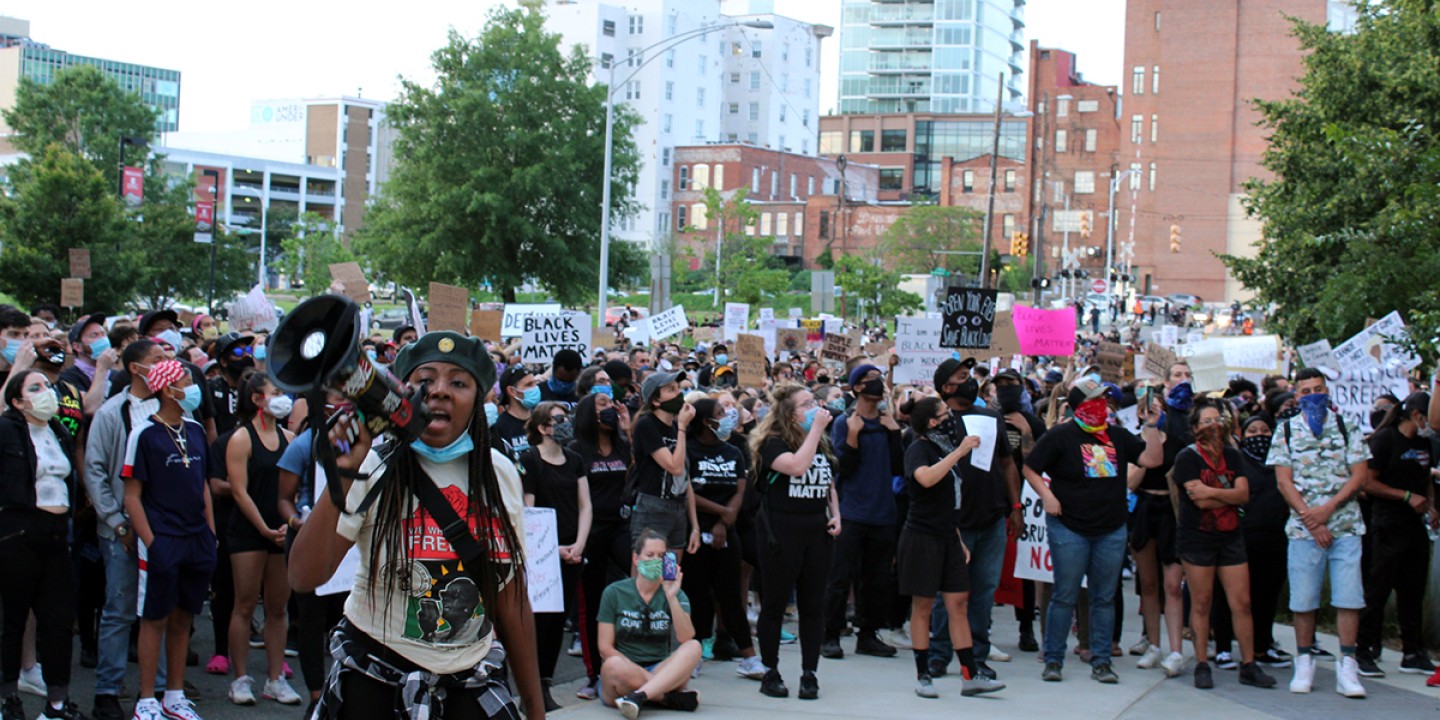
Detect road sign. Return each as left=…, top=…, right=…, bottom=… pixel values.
left=1063, top=249, right=1083, bottom=270
left=1091, top=279, right=1108, bottom=294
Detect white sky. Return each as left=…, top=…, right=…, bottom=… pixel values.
left=3, top=0, right=1125, bottom=133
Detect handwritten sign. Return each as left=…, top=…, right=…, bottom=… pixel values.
left=1012, top=305, right=1076, bottom=357
left=691, top=327, right=718, bottom=344
left=940, top=288, right=998, bottom=349
left=1158, top=325, right=1179, bottom=347
left=1096, top=342, right=1126, bottom=384
left=759, top=308, right=775, bottom=324
left=1331, top=366, right=1411, bottom=434
left=822, top=332, right=853, bottom=362
left=1297, top=339, right=1337, bottom=370
left=68, top=249, right=91, bottom=279
left=524, top=508, right=563, bottom=613
left=1014, top=484, right=1053, bottom=583
left=776, top=328, right=807, bottom=356
left=1188, top=344, right=1229, bottom=392
left=648, top=304, right=689, bottom=341
left=520, top=312, right=592, bottom=364
left=735, top=333, right=767, bottom=388
left=979, top=310, right=1021, bottom=360
left=723, top=303, right=750, bottom=342
left=1333, top=311, right=1419, bottom=372
left=60, top=278, right=83, bottom=308
left=1143, top=343, right=1178, bottom=380
left=894, top=317, right=949, bottom=386
left=789, top=307, right=803, bottom=319
left=427, top=282, right=470, bottom=334
left=328, top=262, right=370, bottom=305
left=471, top=310, right=503, bottom=342
left=502, top=303, right=561, bottom=338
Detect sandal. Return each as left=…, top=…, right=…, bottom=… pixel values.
left=206, top=655, right=230, bottom=675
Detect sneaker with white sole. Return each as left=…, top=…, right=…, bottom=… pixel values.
left=567, top=637, right=583, bottom=657
left=576, top=679, right=599, bottom=701
left=736, top=656, right=767, bottom=680
left=1258, top=647, right=1293, bottom=668
left=1214, top=651, right=1238, bottom=670
left=262, top=677, right=302, bottom=705
left=915, top=674, right=938, bottom=699
left=228, top=676, right=256, bottom=706
left=1336, top=656, right=1367, bottom=698
left=19, top=664, right=46, bottom=697
left=132, top=698, right=165, bottom=720
left=1136, top=646, right=1162, bottom=669
left=988, top=647, right=1012, bottom=663
left=1128, top=638, right=1152, bottom=656
left=1290, top=653, right=1315, bottom=693
left=1160, top=651, right=1185, bottom=678
left=161, top=696, right=203, bottom=720
left=1400, top=653, right=1437, bottom=675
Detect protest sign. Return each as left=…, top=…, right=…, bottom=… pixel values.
left=776, top=328, right=807, bottom=356
left=1096, top=342, right=1126, bottom=384
left=1297, top=339, right=1337, bottom=370
left=894, top=317, right=949, bottom=386
left=759, top=308, right=775, bottom=323
left=1012, top=305, right=1076, bottom=356
left=622, top=320, right=651, bottom=346
left=1217, top=335, right=1281, bottom=372
left=735, top=334, right=767, bottom=387
left=940, top=288, right=998, bottom=349
left=1331, top=366, right=1411, bottom=434
left=789, top=307, right=802, bottom=319
left=822, top=332, right=853, bottom=362
left=801, top=319, right=823, bottom=347
left=648, top=304, right=689, bottom=341
left=520, top=312, right=591, bottom=364
left=1159, top=325, right=1179, bottom=347
left=426, top=282, right=470, bottom=334
left=523, top=508, right=563, bottom=613
left=1143, top=343, right=1178, bottom=380
left=1333, top=311, right=1420, bottom=372
left=68, top=249, right=91, bottom=279
left=867, top=339, right=894, bottom=358
left=60, top=279, right=83, bottom=308
left=723, top=302, right=750, bottom=341
left=981, top=311, right=1021, bottom=360
left=471, top=310, right=503, bottom=342
left=502, top=303, right=561, bottom=338
left=1186, top=330, right=1206, bottom=345
left=691, top=327, right=718, bottom=344
left=1014, top=484, right=1053, bottom=583
left=327, top=262, right=370, bottom=305
left=1188, top=344, right=1229, bottom=392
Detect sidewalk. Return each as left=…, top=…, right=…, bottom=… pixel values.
left=548, top=610, right=1440, bottom=720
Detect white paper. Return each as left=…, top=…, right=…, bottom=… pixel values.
left=519, top=311, right=592, bottom=364
left=788, top=307, right=802, bottom=319
left=501, top=303, right=562, bottom=338
left=311, top=462, right=360, bottom=596
left=893, top=317, right=949, bottom=386
left=1297, top=338, right=1337, bottom=370
left=723, top=302, right=750, bottom=342
left=961, top=414, right=998, bottom=473
left=1159, top=325, right=1179, bottom=347
left=524, top=508, right=564, bottom=613
left=648, top=304, right=689, bottom=341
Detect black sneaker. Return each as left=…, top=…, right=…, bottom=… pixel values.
left=1257, top=647, right=1292, bottom=668
left=820, top=638, right=844, bottom=659
left=615, top=690, right=647, bottom=719
left=1018, top=628, right=1039, bottom=653
left=976, top=661, right=998, bottom=680
left=80, top=647, right=98, bottom=670
left=1213, top=651, right=1238, bottom=670
left=663, top=689, right=700, bottom=712
left=759, top=670, right=788, bottom=698
left=1238, top=662, right=1277, bottom=688
left=1400, top=653, right=1437, bottom=674
left=798, top=672, right=819, bottom=700
left=1355, top=656, right=1385, bottom=678
left=854, top=631, right=896, bottom=657
left=1309, top=646, right=1335, bottom=661
left=712, top=634, right=741, bottom=661
left=1193, top=662, right=1214, bottom=689
left=1042, top=662, right=1063, bottom=682
left=90, top=695, right=123, bottom=720
left=3, top=696, right=23, bottom=720
left=1091, top=662, right=1119, bottom=684
left=39, top=702, right=90, bottom=720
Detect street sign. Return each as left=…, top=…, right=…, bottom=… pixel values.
left=1091, top=279, right=1108, bottom=294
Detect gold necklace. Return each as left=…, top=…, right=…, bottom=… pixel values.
left=154, top=415, right=190, bottom=468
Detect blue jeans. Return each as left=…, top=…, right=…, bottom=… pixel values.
left=1042, top=518, right=1126, bottom=667
left=97, top=536, right=164, bottom=695
left=929, top=517, right=1007, bottom=666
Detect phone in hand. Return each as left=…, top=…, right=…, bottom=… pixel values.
left=662, top=551, right=678, bottom=581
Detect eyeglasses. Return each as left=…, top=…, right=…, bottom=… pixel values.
left=1197, top=417, right=1228, bottom=427
left=228, top=345, right=254, bottom=358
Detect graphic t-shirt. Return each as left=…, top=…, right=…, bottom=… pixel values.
left=633, top=414, right=686, bottom=499
left=122, top=417, right=210, bottom=537
left=492, top=412, right=530, bottom=466
left=1024, top=421, right=1144, bottom=537
left=1266, top=413, right=1370, bottom=540
left=574, top=443, right=629, bottom=526
left=1367, top=426, right=1435, bottom=526
left=757, top=436, right=834, bottom=515
left=687, top=440, right=746, bottom=527
left=337, top=448, right=527, bottom=674
left=53, top=381, right=85, bottom=438
left=597, top=578, right=691, bottom=666
left=1171, top=445, right=1244, bottom=534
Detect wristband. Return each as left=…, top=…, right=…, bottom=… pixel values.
left=1012, top=502, right=1023, bottom=510
left=1405, top=491, right=1413, bottom=503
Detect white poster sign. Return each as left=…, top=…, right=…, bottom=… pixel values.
left=520, top=312, right=592, bottom=364
left=502, top=303, right=562, bottom=338
left=894, top=317, right=949, bottom=386
left=1015, top=484, right=1054, bottom=583
left=648, top=304, right=689, bottom=341
left=1298, top=339, right=1338, bottom=370
left=1329, top=366, right=1412, bottom=434
left=723, top=302, right=750, bottom=342
left=524, top=508, right=564, bottom=613
left=1333, top=311, right=1420, bottom=372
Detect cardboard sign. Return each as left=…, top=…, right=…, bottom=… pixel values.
left=520, top=312, right=592, bottom=364
left=982, top=310, right=1021, bottom=361
left=1096, top=342, right=1126, bottom=384
left=1012, top=305, right=1076, bottom=357
left=691, top=327, right=719, bottom=344
left=735, top=333, right=767, bottom=387
left=524, top=508, right=563, bottom=613
left=894, top=317, right=949, bottom=386
left=502, top=303, right=561, bottom=338
left=427, top=282, right=470, bottom=334
left=867, top=339, right=895, bottom=358
left=471, top=310, right=503, bottom=342
left=648, top=304, right=689, bottom=341
left=1143, top=343, right=1179, bottom=380
left=723, top=302, right=750, bottom=342
left=68, top=249, right=91, bottom=279
left=60, top=278, right=83, bottom=308
left=822, top=332, right=853, bottom=362
left=776, top=328, right=807, bottom=356
left=1298, top=339, right=1337, bottom=370
left=328, top=262, right=370, bottom=305
left=940, top=287, right=998, bottom=349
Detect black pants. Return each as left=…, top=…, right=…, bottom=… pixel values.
left=535, top=562, right=580, bottom=680
left=579, top=522, right=632, bottom=681
left=681, top=534, right=753, bottom=651
left=296, top=590, right=347, bottom=694
left=1015, top=580, right=1036, bottom=625
left=757, top=510, right=832, bottom=674
left=210, top=510, right=235, bottom=659
left=1212, top=532, right=1286, bottom=653
left=337, top=671, right=494, bottom=720
left=822, top=519, right=895, bottom=639
left=0, top=510, right=74, bottom=700
left=1360, top=519, right=1430, bottom=657
left=74, top=541, right=105, bottom=654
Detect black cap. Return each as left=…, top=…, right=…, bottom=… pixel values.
left=67, top=313, right=107, bottom=344
left=215, top=331, right=254, bottom=359
left=1402, top=391, right=1431, bottom=416
left=393, top=325, right=416, bottom=342
left=932, top=356, right=976, bottom=389
left=603, top=359, right=633, bottom=384
left=393, top=331, right=496, bottom=389
left=138, top=309, right=179, bottom=336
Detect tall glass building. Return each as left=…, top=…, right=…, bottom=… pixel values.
left=838, top=0, right=1025, bottom=114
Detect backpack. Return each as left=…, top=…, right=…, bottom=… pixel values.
left=1282, top=413, right=1348, bottom=451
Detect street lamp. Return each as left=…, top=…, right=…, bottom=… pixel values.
left=596, top=18, right=774, bottom=325
left=1105, top=167, right=1138, bottom=306
left=201, top=169, right=221, bottom=314
left=977, top=72, right=1031, bottom=289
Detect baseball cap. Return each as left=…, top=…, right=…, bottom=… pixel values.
left=1067, top=377, right=1108, bottom=410
left=641, top=370, right=681, bottom=406
left=932, top=356, right=976, bottom=389
left=137, top=309, right=179, bottom=337
left=67, top=313, right=107, bottom=344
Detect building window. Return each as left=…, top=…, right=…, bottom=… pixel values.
left=786, top=173, right=795, bottom=197
left=881, top=129, right=907, bottom=152
left=696, top=87, right=705, bottom=107
left=692, top=203, right=708, bottom=230
left=807, top=176, right=815, bottom=195
left=819, top=210, right=830, bottom=238
left=600, top=53, right=613, bottom=69
left=962, top=169, right=975, bottom=192
left=1131, top=114, right=1143, bottom=143
left=748, top=102, right=759, bottom=121
left=752, top=167, right=760, bottom=191
left=662, top=147, right=671, bottom=166
left=714, top=165, right=725, bottom=190
left=804, top=78, right=811, bottom=98
left=677, top=205, right=687, bottom=230
left=666, top=49, right=675, bottom=68
left=1152, top=65, right=1160, bottom=94
left=760, top=213, right=772, bottom=235
left=1084, top=129, right=1097, bottom=152
left=819, top=130, right=843, bottom=154
left=778, top=134, right=786, bottom=150
left=1004, top=168, right=1017, bottom=191
left=1077, top=100, right=1099, bottom=113
left=1132, top=66, right=1145, bottom=95
left=602, top=20, right=616, bottom=36
left=776, top=212, right=788, bottom=236
left=1149, top=162, right=1157, bottom=191
left=665, top=81, right=673, bottom=100
left=805, top=46, right=812, bottom=67
left=1151, top=114, right=1158, bottom=143
left=663, top=114, right=673, bottom=133
left=678, top=165, right=689, bottom=190
left=1055, top=129, right=1068, bottom=153
left=802, top=110, right=810, bottom=127
left=629, top=15, right=643, bottom=34
left=780, top=73, right=789, bottom=92
left=698, top=55, right=707, bottom=74
left=771, top=171, right=778, bottom=197
left=660, top=180, right=670, bottom=199
left=752, top=40, right=763, bottom=58
left=749, top=72, right=761, bottom=90
left=1003, top=214, right=1015, bottom=238
left=658, top=212, right=669, bottom=233
left=731, top=42, right=744, bottom=56
left=1130, top=162, right=1142, bottom=190
left=695, top=120, right=705, bottom=139
left=729, top=102, right=739, bottom=115
left=1074, top=171, right=1095, bottom=194
left=782, top=43, right=790, bottom=61
left=626, top=81, right=641, bottom=100
left=794, top=212, right=804, bottom=235
left=849, top=130, right=874, bottom=153
left=879, top=168, right=904, bottom=190
left=1057, top=97, right=1069, bottom=117
left=747, top=131, right=758, bottom=144
left=627, top=48, right=641, bottom=67
left=730, top=72, right=739, bottom=84
left=1155, top=11, right=1161, bottom=30
left=779, top=105, right=787, bottom=123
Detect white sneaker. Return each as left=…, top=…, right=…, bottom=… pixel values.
left=18, top=664, right=45, bottom=697
left=567, top=637, right=582, bottom=657
left=736, top=656, right=767, bottom=680
left=1137, top=646, right=1163, bottom=669
left=1336, top=656, right=1367, bottom=699
left=1290, top=653, right=1315, bottom=693
left=162, top=696, right=204, bottom=720
left=988, top=646, right=1012, bottom=663
left=262, top=677, right=302, bottom=705
left=1128, top=638, right=1153, bottom=656
left=228, top=676, right=257, bottom=705
left=1160, top=651, right=1185, bottom=678
left=691, top=661, right=702, bottom=679
left=132, top=698, right=166, bottom=720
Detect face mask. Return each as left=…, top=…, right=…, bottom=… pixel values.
left=591, top=384, right=614, bottom=399
left=267, top=395, right=293, bottom=419
left=25, top=389, right=58, bottom=422
left=366, top=348, right=379, bottom=362
left=598, top=407, right=619, bottom=429
left=551, top=417, right=575, bottom=445
left=637, top=558, right=663, bottom=581
left=714, top=409, right=738, bottom=441
left=1419, top=424, right=1436, bottom=439
left=756, top=405, right=769, bottom=421
left=1240, top=434, right=1272, bottom=462
left=943, top=378, right=979, bottom=404
left=177, top=384, right=203, bottom=413
left=201, top=326, right=219, bottom=341
left=1073, top=397, right=1110, bottom=434
left=974, top=397, right=988, bottom=409
left=715, top=354, right=729, bottom=366
left=484, top=402, right=499, bottom=426
left=1298, top=393, right=1330, bottom=436
left=518, top=385, right=542, bottom=410
left=225, top=357, right=255, bottom=376
left=88, top=336, right=112, bottom=358
left=1196, top=423, right=1226, bottom=447
left=860, top=378, right=886, bottom=398
left=934, top=414, right=957, bottom=438
left=1370, top=408, right=1391, bottom=430
left=0, top=341, right=16, bottom=364
left=1167, top=381, right=1194, bottom=411
left=997, top=385, right=1025, bottom=413
left=817, top=375, right=831, bottom=385
left=1278, top=405, right=1300, bottom=420
left=411, top=431, right=475, bottom=463
left=157, top=329, right=184, bottom=352
left=613, top=384, right=629, bottom=403
left=827, top=398, right=846, bottom=413
left=800, top=406, right=820, bottom=432
left=548, top=377, right=576, bottom=395
left=658, top=395, right=686, bottom=415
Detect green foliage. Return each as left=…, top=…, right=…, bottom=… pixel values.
left=1221, top=2, right=1440, bottom=362
left=126, top=168, right=252, bottom=311
left=877, top=205, right=984, bottom=276
left=834, top=253, right=922, bottom=324
left=788, top=270, right=811, bottom=292
left=354, top=4, right=643, bottom=305
left=278, top=213, right=356, bottom=294
left=692, top=187, right=790, bottom=306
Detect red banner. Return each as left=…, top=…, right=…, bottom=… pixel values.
left=195, top=201, right=214, bottom=232
left=122, top=166, right=143, bottom=207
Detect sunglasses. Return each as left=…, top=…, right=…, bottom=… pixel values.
left=228, top=345, right=254, bottom=358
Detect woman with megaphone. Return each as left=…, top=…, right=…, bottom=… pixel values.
left=288, top=330, right=543, bottom=719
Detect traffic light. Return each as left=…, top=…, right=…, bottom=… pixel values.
left=1170, top=224, right=1182, bottom=253
left=1030, top=277, right=1051, bottom=289
left=1011, top=232, right=1029, bottom=257
left=1079, top=212, right=1092, bottom=238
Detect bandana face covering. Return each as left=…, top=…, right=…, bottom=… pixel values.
left=1298, top=393, right=1330, bottom=437
left=1240, top=434, right=1271, bottom=463
left=1073, top=397, right=1111, bottom=442
left=1167, top=381, right=1194, bottom=411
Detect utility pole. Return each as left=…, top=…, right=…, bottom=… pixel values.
left=978, top=72, right=1005, bottom=289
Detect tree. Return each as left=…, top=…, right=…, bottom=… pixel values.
left=693, top=187, right=790, bottom=307
left=277, top=212, right=356, bottom=294
left=354, top=4, right=643, bottom=305
left=833, top=253, right=922, bottom=325
left=1221, top=1, right=1440, bottom=360
left=876, top=205, right=984, bottom=276
left=127, top=168, right=252, bottom=311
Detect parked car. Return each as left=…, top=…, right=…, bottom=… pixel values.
left=1166, top=293, right=1203, bottom=308
left=373, top=308, right=410, bottom=331
left=604, top=306, right=648, bottom=327
left=369, top=282, right=397, bottom=301
left=1138, top=295, right=1168, bottom=313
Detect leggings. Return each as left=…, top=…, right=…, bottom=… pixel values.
left=578, top=522, right=632, bottom=680
left=337, top=670, right=498, bottom=720
left=535, top=562, right=580, bottom=680
left=756, top=510, right=832, bottom=674
left=0, top=510, right=74, bottom=703
left=210, top=508, right=236, bottom=659
left=296, top=591, right=347, bottom=694
left=681, top=534, right=753, bottom=651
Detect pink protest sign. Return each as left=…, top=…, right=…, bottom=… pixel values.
left=1013, top=305, right=1077, bottom=357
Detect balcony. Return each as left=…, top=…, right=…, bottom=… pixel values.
left=867, top=78, right=932, bottom=98
left=869, top=4, right=935, bottom=25
left=869, top=28, right=934, bottom=49
left=869, top=52, right=933, bottom=73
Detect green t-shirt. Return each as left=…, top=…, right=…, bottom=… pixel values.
left=597, top=578, right=691, bottom=666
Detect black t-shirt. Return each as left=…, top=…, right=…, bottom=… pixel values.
left=950, top=406, right=1015, bottom=530
left=59, top=365, right=92, bottom=394
left=1171, top=445, right=1244, bottom=534
left=1138, top=409, right=1192, bottom=491
left=208, top=375, right=240, bottom=435
left=903, top=438, right=962, bottom=537
left=520, top=446, right=585, bottom=545
left=687, top=440, right=746, bottom=527
left=757, top=436, right=833, bottom=515
left=493, top=412, right=531, bottom=466
left=1024, top=422, right=1144, bottom=536
left=1367, top=426, right=1435, bottom=526
left=1002, top=411, right=1047, bottom=467
left=1240, top=454, right=1288, bottom=535
left=572, top=441, right=629, bottom=527
left=632, top=414, right=685, bottom=499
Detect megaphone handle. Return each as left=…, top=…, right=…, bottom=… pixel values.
left=311, top=390, right=355, bottom=512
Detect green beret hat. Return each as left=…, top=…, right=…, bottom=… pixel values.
left=393, top=331, right=495, bottom=389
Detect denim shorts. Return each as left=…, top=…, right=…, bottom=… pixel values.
left=1287, top=535, right=1364, bottom=612
left=630, top=493, right=688, bottom=549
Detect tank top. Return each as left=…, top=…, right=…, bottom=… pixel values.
left=242, top=421, right=289, bottom=528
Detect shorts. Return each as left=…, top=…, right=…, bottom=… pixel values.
left=1287, top=535, right=1364, bottom=612
left=138, top=532, right=218, bottom=620
left=1129, top=492, right=1177, bottom=563
left=896, top=528, right=969, bottom=597
left=630, top=493, right=688, bottom=550
left=1177, top=529, right=1247, bottom=567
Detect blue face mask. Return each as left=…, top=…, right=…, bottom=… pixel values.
left=0, top=341, right=16, bottom=364
left=254, top=343, right=268, bottom=361
left=827, top=398, right=846, bottom=413
left=714, top=409, right=738, bottom=441
left=975, top=397, right=988, bottom=409
left=366, top=348, right=379, bottom=362
left=519, top=385, right=542, bottom=409
left=178, top=384, right=202, bottom=413
left=411, top=432, right=475, bottom=464
left=591, top=384, right=614, bottom=399
left=1167, top=381, right=1194, bottom=411
left=484, top=402, right=499, bottom=426
left=715, top=354, right=729, bottom=366
left=1298, top=393, right=1330, bottom=437
left=548, top=377, right=576, bottom=396
left=88, top=336, right=112, bottom=358
left=800, top=406, right=820, bottom=432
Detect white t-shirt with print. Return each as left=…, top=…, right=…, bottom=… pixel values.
left=30, top=423, right=70, bottom=511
